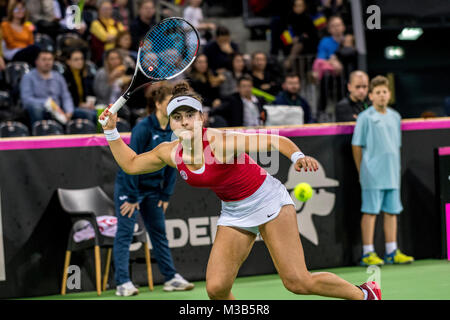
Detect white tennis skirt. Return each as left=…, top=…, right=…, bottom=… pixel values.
left=217, top=174, right=295, bottom=235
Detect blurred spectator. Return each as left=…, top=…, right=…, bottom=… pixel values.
left=183, top=0, right=216, bottom=44
left=335, top=70, right=369, bottom=122
left=335, top=33, right=357, bottom=81
left=203, top=25, right=239, bottom=72
left=219, top=53, right=249, bottom=98
left=89, top=0, right=125, bottom=66
left=81, top=0, right=99, bottom=32
left=24, top=0, right=62, bottom=40
left=93, top=48, right=131, bottom=106
left=273, top=74, right=313, bottom=123
left=129, top=0, right=156, bottom=52
left=210, top=75, right=266, bottom=127
left=0, top=29, right=5, bottom=71
left=320, top=0, right=351, bottom=26
left=62, top=48, right=97, bottom=123
left=312, top=15, right=345, bottom=82
left=250, top=51, right=282, bottom=96
left=280, top=0, right=319, bottom=70
left=1, top=1, right=40, bottom=66
left=112, top=0, right=130, bottom=29
left=188, top=53, right=224, bottom=107
left=20, top=50, right=74, bottom=126
left=114, top=30, right=137, bottom=69
left=201, top=106, right=228, bottom=128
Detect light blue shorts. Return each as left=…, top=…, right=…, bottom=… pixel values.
left=361, top=189, right=403, bottom=215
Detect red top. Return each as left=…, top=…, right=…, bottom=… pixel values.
left=175, top=128, right=267, bottom=202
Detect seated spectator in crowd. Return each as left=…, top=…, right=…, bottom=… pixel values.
left=273, top=74, right=313, bottom=123
left=183, top=0, right=216, bottom=45
left=24, top=0, right=62, bottom=40
left=1, top=1, right=40, bottom=66
left=250, top=51, right=282, bottom=96
left=89, top=0, right=125, bottom=66
left=62, top=48, right=97, bottom=123
left=129, top=0, right=156, bottom=51
left=203, top=26, right=239, bottom=72
left=210, top=75, right=266, bottom=127
left=219, top=53, right=249, bottom=98
left=114, top=30, right=137, bottom=69
left=112, top=0, right=130, bottom=29
left=312, top=15, right=345, bottom=82
left=320, top=0, right=351, bottom=26
left=188, top=54, right=224, bottom=107
left=282, top=0, right=319, bottom=70
left=20, top=50, right=74, bottom=126
left=93, top=48, right=131, bottom=105
left=335, top=70, right=370, bottom=122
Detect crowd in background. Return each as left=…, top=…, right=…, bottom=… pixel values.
left=0, top=0, right=380, bottom=137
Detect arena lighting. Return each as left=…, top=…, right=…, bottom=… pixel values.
left=385, top=46, right=405, bottom=59
left=398, top=27, right=423, bottom=40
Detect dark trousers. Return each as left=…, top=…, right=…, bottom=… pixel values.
left=113, top=182, right=177, bottom=285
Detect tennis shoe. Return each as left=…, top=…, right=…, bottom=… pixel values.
left=360, top=252, right=384, bottom=266
left=384, top=249, right=414, bottom=264
left=359, top=281, right=382, bottom=300
left=116, top=281, right=139, bottom=296
left=163, top=273, right=194, bottom=292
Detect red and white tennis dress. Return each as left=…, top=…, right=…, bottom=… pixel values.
left=175, top=128, right=294, bottom=234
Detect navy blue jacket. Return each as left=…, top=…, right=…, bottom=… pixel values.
left=115, top=114, right=176, bottom=203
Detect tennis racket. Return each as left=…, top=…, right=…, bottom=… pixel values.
left=98, top=17, right=200, bottom=126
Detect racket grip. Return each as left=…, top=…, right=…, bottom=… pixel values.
left=98, top=96, right=128, bottom=127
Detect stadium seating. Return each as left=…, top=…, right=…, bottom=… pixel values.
left=57, top=186, right=153, bottom=295
left=0, top=121, right=30, bottom=137
left=116, top=117, right=131, bottom=132
left=4, top=61, right=31, bottom=105
left=32, top=120, right=64, bottom=136
left=66, top=118, right=97, bottom=134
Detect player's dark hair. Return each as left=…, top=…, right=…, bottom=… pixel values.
left=170, top=80, right=203, bottom=103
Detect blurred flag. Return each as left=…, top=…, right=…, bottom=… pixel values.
left=312, top=13, right=327, bottom=29
left=174, top=0, right=185, bottom=5
left=280, top=27, right=294, bottom=46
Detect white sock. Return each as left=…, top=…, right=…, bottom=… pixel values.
left=361, top=288, right=368, bottom=300
left=363, top=244, right=375, bottom=255
left=385, top=242, right=397, bottom=255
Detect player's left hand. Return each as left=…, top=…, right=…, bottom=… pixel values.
left=294, top=156, right=319, bottom=172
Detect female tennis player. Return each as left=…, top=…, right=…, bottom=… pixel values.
left=99, top=82, right=381, bottom=300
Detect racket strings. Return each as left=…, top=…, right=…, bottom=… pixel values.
left=139, top=18, right=198, bottom=80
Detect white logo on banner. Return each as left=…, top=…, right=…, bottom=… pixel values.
left=0, top=189, right=5, bottom=281
left=284, top=161, right=339, bottom=246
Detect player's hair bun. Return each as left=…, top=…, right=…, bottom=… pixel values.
left=172, top=81, right=191, bottom=96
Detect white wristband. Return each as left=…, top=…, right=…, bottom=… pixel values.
left=291, top=151, right=305, bottom=164
left=104, top=128, right=120, bottom=141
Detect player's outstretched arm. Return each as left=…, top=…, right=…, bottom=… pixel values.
left=100, top=108, right=168, bottom=175
left=222, top=130, right=318, bottom=172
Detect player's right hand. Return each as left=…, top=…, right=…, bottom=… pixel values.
left=99, top=105, right=118, bottom=130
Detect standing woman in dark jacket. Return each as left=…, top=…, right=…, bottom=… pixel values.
left=113, top=82, right=194, bottom=296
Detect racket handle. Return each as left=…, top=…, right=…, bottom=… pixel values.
left=98, top=96, right=128, bottom=127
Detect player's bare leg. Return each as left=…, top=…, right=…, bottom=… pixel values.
left=205, top=226, right=256, bottom=300
left=361, top=213, right=377, bottom=246
left=259, top=205, right=364, bottom=300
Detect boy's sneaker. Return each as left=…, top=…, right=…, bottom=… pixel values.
left=163, top=273, right=195, bottom=292
left=359, top=281, right=382, bottom=300
left=360, top=252, right=384, bottom=266
left=384, top=249, right=414, bottom=264
left=116, top=281, right=139, bottom=296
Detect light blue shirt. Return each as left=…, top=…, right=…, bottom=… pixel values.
left=20, top=69, right=75, bottom=114
left=351, top=106, right=402, bottom=190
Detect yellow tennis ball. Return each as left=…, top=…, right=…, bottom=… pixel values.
left=294, top=183, right=313, bottom=202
